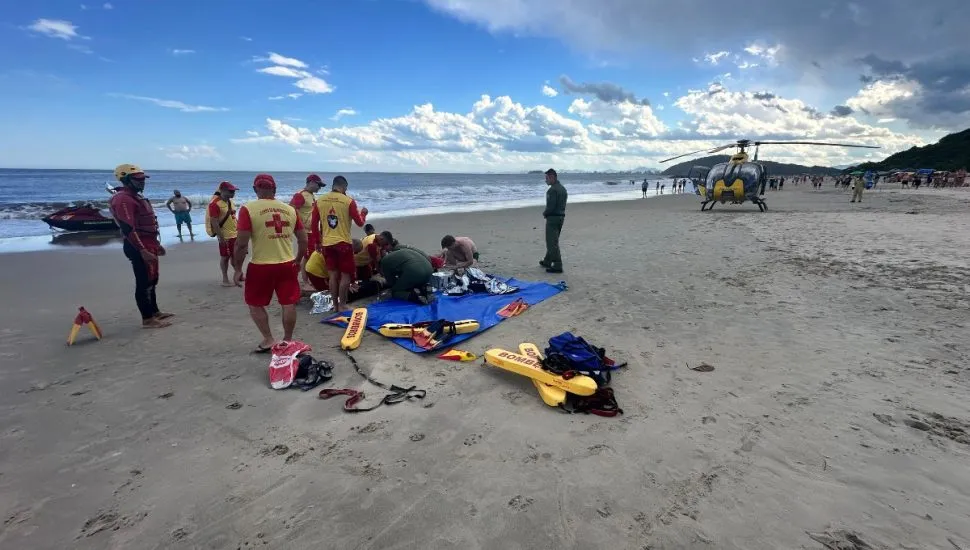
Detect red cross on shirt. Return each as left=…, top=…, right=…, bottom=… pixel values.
left=265, top=213, right=290, bottom=235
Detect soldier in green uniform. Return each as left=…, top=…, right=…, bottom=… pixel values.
left=380, top=247, right=434, bottom=303
left=540, top=168, right=568, bottom=273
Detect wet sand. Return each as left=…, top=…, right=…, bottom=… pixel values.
left=1, top=185, right=970, bottom=549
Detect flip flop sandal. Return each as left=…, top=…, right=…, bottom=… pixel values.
left=252, top=345, right=273, bottom=354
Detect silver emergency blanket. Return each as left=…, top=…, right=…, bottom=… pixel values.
left=309, top=292, right=334, bottom=315
left=443, top=267, right=519, bottom=296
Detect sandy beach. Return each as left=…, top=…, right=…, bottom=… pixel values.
left=2, top=185, right=970, bottom=549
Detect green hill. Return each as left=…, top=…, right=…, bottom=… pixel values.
left=847, top=128, right=970, bottom=172
left=661, top=155, right=842, bottom=177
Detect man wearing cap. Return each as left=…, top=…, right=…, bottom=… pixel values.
left=540, top=168, right=567, bottom=273
left=109, top=164, right=174, bottom=329
left=165, top=190, right=194, bottom=239
left=208, top=181, right=239, bottom=286
left=310, top=175, right=368, bottom=312
left=233, top=174, right=307, bottom=353
left=290, top=174, right=324, bottom=289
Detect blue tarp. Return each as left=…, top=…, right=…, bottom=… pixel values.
left=323, top=277, right=565, bottom=353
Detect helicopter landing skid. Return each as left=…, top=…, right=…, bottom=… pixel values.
left=700, top=198, right=767, bottom=212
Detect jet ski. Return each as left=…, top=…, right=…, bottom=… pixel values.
left=42, top=204, right=118, bottom=232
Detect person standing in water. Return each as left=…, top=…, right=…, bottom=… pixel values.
left=641, top=180, right=648, bottom=198
left=540, top=168, right=567, bottom=274
left=109, top=164, right=173, bottom=329
left=290, top=173, right=324, bottom=289
left=165, top=189, right=194, bottom=238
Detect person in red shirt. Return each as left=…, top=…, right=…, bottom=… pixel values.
left=233, top=174, right=308, bottom=352
left=290, top=174, right=323, bottom=289
left=108, top=163, right=173, bottom=328
left=207, top=181, right=239, bottom=286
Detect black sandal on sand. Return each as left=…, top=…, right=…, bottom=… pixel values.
left=252, top=345, right=273, bottom=354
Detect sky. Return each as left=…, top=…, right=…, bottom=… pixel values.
left=1, top=0, right=968, bottom=172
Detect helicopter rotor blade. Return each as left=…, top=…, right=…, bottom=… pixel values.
left=659, top=148, right=715, bottom=164
left=707, top=143, right=739, bottom=153
left=753, top=140, right=880, bottom=149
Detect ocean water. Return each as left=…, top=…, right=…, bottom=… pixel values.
left=0, top=169, right=684, bottom=243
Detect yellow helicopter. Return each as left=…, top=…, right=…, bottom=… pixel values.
left=660, top=139, right=879, bottom=212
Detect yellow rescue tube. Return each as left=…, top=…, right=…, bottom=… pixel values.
left=484, top=349, right=597, bottom=396
left=378, top=319, right=479, bottom=338
left=341, top=308, right=368, bottom=350
left=519, top=343, right=566, bottom=407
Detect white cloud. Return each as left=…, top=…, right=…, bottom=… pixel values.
left=171, top=49, right=195, bottom=55
left=28, top=19, right=87, bottom=41
left=737, top=61, right=759, bottom=70
left=845, top=79, right=919, bottom=117
left=268, top=92, right=303, bottom=100
left=293, top=148, right=317, bottom=155
left=103, top=2, right=113, bottom=9
left=331, top=108, right=358, bottom=121
left=258, top=66, right=307, bottom=78
left=294, top=76, right=333, bottom=94
left=541, top=84, right=558, bottom=97
left=256, top=52, right=308, bottom=69
left=703, top=51, right=730, bottom=65
left=233, top=81, right=925, bottom=170
left=567, top=97, right=666, bottom=138
left=254, top=52, right=334, bottom=95
left=743, top=43, right=781, bottom=63
left=240, top=36, right=253, bottom=42
left=80, top=4, right=87, bottom=9
left=673, top=83, right=921, bottom=164
left=161, top=145, right=221, bottom=161
left=110, top=93, right=229, bottom=113
left=877, top=118, right=897, bottom=123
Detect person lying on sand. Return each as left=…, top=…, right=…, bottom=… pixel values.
left=304, top=249, right=386, bottom=304
left=439, top=235, right=478, bottom=269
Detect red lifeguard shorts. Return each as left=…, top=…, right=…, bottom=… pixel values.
left=244, top=261, right=300, bottom=307
left=219, top=237, right=237, bottom=258
left=322, top=242, right=355, bottom=275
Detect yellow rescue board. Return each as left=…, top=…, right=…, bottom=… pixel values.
left=341, top=308, right=368, bottom=350
left=378, top=319, right=480, bottom=338
left=484, top=349, right=597, bottom=396
left=518, top=343, right=566, bottom=407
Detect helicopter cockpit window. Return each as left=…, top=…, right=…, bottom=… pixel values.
left=706, top=163, right=762, bottom=187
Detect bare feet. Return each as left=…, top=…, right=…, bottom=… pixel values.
left=221, top=281, right=235, bottom=287
left=142, top=318, right=172, bottom=329
left=154, top=312, right=175, bottom=320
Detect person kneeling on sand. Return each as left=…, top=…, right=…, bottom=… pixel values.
left=380, top=247, right=435, bottom=304
left=439, top=235, right=478, bottom=269
left=233, top=174, right=307, bottom=353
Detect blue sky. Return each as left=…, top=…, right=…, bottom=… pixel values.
left=1, top=0, right=966, bottom=172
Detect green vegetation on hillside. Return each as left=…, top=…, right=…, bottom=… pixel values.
left=848, top=128, right=970, bottom=172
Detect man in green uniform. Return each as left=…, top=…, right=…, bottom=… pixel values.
left=380, top=247, right=434, bottom=303
left=540, top=168, right=567, bottom=273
